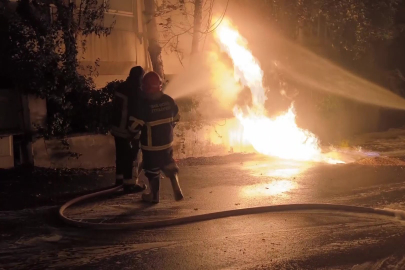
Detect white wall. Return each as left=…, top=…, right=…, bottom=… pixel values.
left=0, top=136, right=14, bottom=169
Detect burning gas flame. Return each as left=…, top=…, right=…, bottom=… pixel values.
left=213, top=19, right=342, bottom=164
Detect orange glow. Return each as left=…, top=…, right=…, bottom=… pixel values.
left=241, top=180, right=296, bottom=197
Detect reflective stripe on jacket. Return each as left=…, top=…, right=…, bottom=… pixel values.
left=111, top=81, right=140, bottom=139
left=128, top=94, right=179, bottom=151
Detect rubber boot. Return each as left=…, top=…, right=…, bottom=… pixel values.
left=123, top=171, right=146, bottom=194
left=134, top=160, right=146, bottom=190
left=123, top=183, right=146, bottom=193
left=169, top=174, right=184, bottom=201
left=123, top=161, right=146, bottom=193
left=142, top=178, right=160, bottom=203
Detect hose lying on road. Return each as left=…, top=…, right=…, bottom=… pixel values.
left=59, top=185, right=405, bottom=230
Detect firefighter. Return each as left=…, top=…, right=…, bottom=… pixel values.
left=111, top=66, right=146, bottom=193
left=128, top=71, right=183, bottom=203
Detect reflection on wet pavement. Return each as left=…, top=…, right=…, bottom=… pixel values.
left=240, top=180, right=296, bottom=197
left=241, top=158, right=311, bottom=178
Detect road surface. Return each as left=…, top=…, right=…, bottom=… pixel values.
left=1, top=154, right=405, bottom=269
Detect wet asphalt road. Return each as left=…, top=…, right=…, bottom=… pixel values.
left=1, top=154, right=405, bottom=269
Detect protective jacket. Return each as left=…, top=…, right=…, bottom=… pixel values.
left=128, top=94, right=180, bottom=151
left=111, top=81, right=140, bottom=139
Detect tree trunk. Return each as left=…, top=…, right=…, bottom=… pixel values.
left=143, top=0, right=164, bottom=79
left=191, top=0, right=203, bottom=55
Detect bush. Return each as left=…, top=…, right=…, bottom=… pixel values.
left=45, top=80, right=122, bottom=137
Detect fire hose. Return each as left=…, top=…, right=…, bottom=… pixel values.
left=58, top=185, right=405, bottom=230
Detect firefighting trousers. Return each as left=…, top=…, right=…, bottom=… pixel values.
left=114, top=137, right=140, bottom=181
left=142, top=147, right=178, bottom=182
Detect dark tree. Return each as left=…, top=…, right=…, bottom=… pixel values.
left=0, top=0, right=115, bottom=136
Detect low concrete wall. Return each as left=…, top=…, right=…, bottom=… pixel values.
left=33, top=134, right=116, bottom=168
left=32, top=122, right=233, bottom=168
left=31, top=104, right=381, bottom=169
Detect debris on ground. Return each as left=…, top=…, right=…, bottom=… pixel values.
left=355, top=157, right=405, bottom=166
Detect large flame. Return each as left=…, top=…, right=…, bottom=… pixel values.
left=213, top=19, right=341, bottom=163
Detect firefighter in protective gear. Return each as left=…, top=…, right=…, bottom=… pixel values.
left=128, top=71, right=183, bottom=203
left=111, top=66, right=146, bottom=193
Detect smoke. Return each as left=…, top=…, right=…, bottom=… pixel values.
left=164, top=16, right=405, bottom=118
left=164, top=54, right=212, bottom=100
left=274, top=45, right=405, bottom=110
left=231, top=19, right=405, bottom=111
left=164, top=50, right=243, bottom=118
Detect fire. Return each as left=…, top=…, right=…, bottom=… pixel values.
left=233, top=106, right=322, bottom=161
left=214, top=20, right=266, bottom=111
left=213, top=19, right=342, bottom=163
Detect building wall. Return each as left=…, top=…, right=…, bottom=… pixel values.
left=0, top=136, right=14, bottom=169
left=0, top=89, right=23, bottom=133
left=0, top=89, right=24, bottom=168
left=0, top=89, right=47, bottom=167
left=79, top=0, right=151, bottom=88
left=154, top=0, right=228, bottom=75
left=27, top=96, right=47, bottom=131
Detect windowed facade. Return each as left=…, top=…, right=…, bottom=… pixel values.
left=78, top=0, right=151, bottom=87
left=5, top=0, right=150, bottom=87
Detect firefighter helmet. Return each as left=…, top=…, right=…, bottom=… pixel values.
left=142, top=71, right=162, bottom=93
left=129, top=66, right=145, bottom=78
